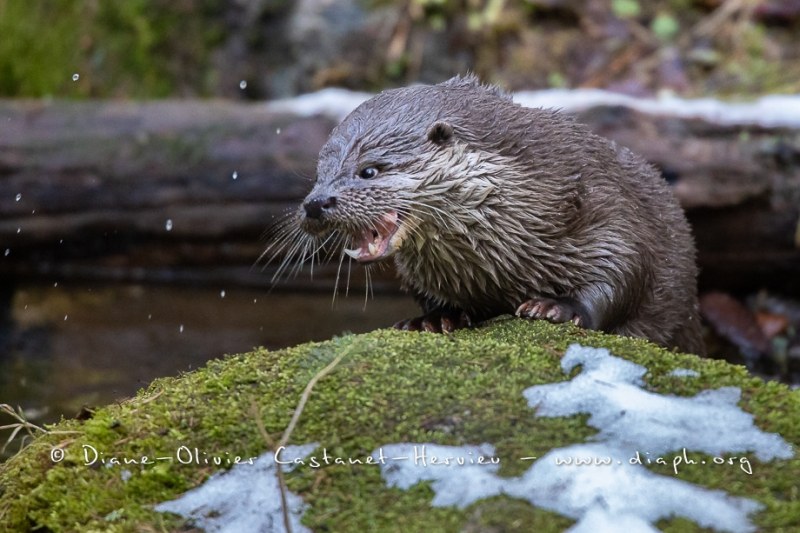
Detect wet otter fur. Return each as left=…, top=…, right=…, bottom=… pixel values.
left=286, top=75, right=704, bottom=354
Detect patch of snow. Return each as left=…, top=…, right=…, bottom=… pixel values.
left=373, top=441, right=761, bottom=533
left=155, top=443, right=317, bottom=533
left=375, top=443, right=503, bottom=508
left=525, top=344, right=793, bottom=461
left=568, top=504, right=659, bottom=533
left=669, top=368, right=700, bottom=378
left=267, top=88, right=371, bottom=121
left=515, top=90, right=800, bottom=128
left=518, top=443, right=761, bottom=533
left=265, top=86, right=800, bottom=128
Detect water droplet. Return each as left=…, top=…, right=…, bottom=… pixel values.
left=147, top=314, right=152, bottom=320
left=64, top=314, right=68, bottom=321
left=220, top=290, right=226, bottom=298
left=59, top=239, right=64, bottom=244
left=16, top=228, right=21, bottom=234
left=72, top=73, right=80, bottom=81
left=31, top=209, right=35, bottom=214
left=165, top=219, right=173, bottom=231
left=15, top=193, right=21, bottom=202
left=276, top=127, right=281, bottom=135
left=253, top=298, right=257, bottom=304
left=232, top=171, right=238, bottom=180
left=54, top=282, right=58, bottom=287
left=4, top=249, right=9, bottom=256
left=239, top=80, right=247, bottom=90
left=179, top=324, right=184, bottom=333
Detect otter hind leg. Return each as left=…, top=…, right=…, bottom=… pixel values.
left=516, top=296, right=591, bottom=328
left=394, top=309, right=473, bottom=334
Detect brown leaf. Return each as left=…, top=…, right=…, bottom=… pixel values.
left=700, top=292, right=770, bottom=357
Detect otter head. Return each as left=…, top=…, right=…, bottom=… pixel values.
left=299, top=87, right=459, bottom=264
left=271, top=76, right=548, bottom=311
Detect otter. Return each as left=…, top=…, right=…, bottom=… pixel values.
left=281, top=75, right=704, bottom=354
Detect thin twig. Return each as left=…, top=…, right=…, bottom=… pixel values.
left=278, top=344, right=353, bottom=449
left=251, top=402, right=292, bottom=533
left=1, top=403, right=83, bottom=456
left=0, top=404, right=46, bottom=454
left=252, top=342, right=356, bottom=533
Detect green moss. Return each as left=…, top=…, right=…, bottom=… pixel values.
left=0, top=1, right=86, bottom=97
left=0, top=0, right=226, bottom=98
left=1, top=319, right=798, bottom=531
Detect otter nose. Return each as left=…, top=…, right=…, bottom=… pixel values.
left=303, top=196, right=337, bottom=220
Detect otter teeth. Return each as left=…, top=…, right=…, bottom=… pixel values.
left=343, top=242, right=380, bottom=261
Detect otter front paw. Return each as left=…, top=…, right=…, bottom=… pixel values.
left=516, top=297, right=585, bottom=327
left=394, top=310, right=473, bottom=334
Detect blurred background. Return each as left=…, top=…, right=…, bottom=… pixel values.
left=1, top=0, right=799, bottom=457
left=2, top=0, right=800, bottom=98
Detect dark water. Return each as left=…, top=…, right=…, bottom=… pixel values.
left=0, top=282, right=417, bottom=456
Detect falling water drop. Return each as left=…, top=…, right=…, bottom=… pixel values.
left=276, top=127, right=281, bottom=135
left=220, top=290, right=226, bottom=298
left=72, top=73, right=80, bottom=81
left=239, top=80, right=247, bottom=90
left=165, top=219, right=173, bottom=231
left=232, top=171, right=238, bottom=180
left=15, top=193, right=21, bottom=202
left=179, top=324, right=184, bottom=333
left=4, top=249, right=9, bottom=257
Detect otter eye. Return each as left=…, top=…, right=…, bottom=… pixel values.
left=358, top=166, right=379, bottom=180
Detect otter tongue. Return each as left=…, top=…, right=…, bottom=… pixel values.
left=344, top=212, right=399, bottom=263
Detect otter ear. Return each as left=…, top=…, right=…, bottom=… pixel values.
left=427, top=121, right=454, bottom=145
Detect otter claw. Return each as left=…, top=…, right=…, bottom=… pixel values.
left=421, top=318, right=439, bottom=333
left=440, top=315, right=456, bottom=333
left=394, top=310, right=472, bottom=333
left=394, top=317, right=420, bottom=331
left=516, top=297, right=584, bottom=327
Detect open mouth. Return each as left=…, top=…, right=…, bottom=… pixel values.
left=343, top=211, right=401, bottom=263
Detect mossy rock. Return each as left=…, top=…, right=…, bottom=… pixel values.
left=1, top=318, right=798, bottom=531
